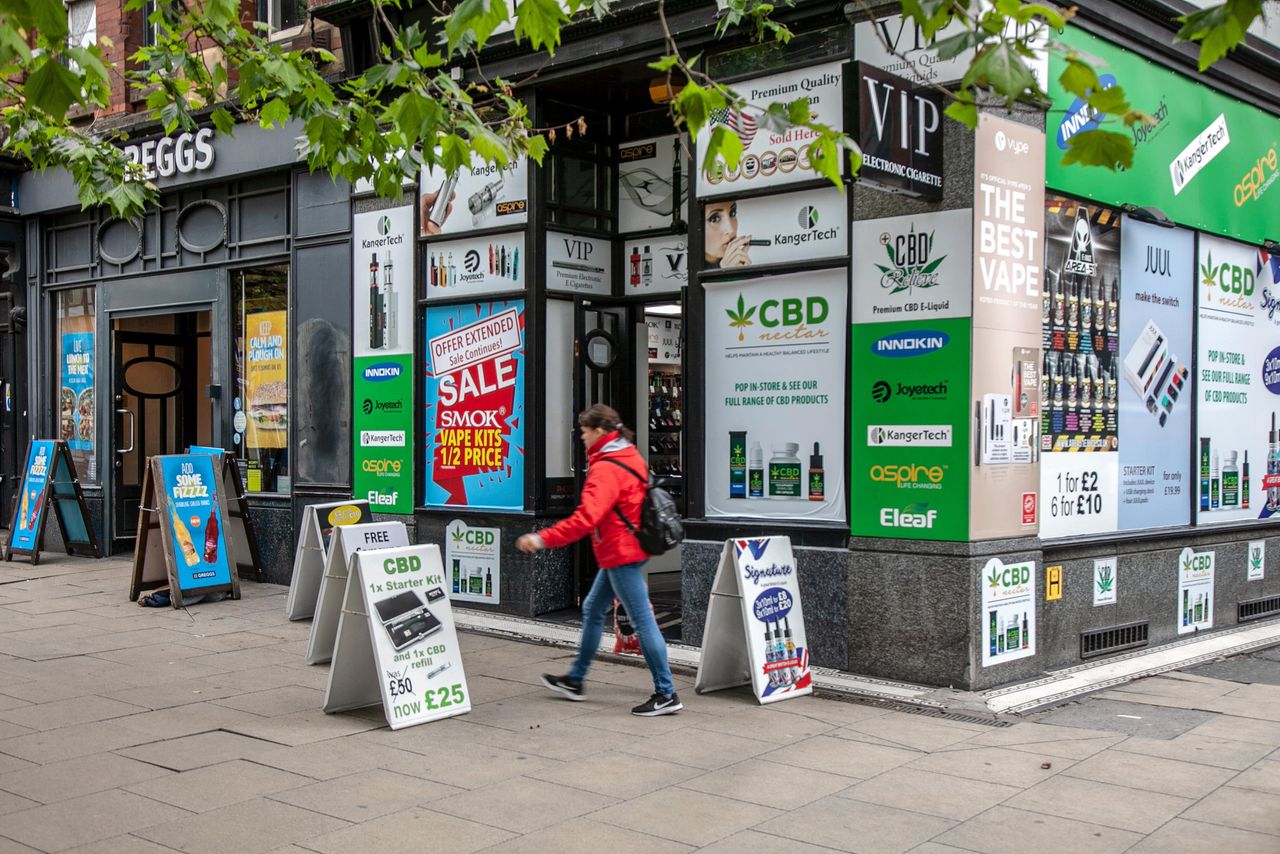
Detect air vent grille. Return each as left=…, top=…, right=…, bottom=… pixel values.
left=1238, top=595, right=1280, bottom=623
left=1080, top=621, right=1149, bottom=660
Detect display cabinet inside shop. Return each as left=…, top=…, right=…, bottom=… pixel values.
left=648, top=369, right=682, bottom=492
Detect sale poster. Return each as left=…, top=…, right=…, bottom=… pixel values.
left=244, top=311, right=287, bottom=450
left=423, top=300, right=526, bottom=510
left=1038, top=197, right=1121, bottom=538
left=158, top=455, right=232, bottom=592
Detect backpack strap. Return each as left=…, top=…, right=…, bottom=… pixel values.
left=598, top=456, right=646, bottom=535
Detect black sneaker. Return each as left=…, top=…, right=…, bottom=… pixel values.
left=632, top=692, right=682, bottom=716
left=541, top=673, right=585, bottom=701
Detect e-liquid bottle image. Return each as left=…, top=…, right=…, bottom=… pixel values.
left=1243, top=450, right=1251, bottom=509
left=1007, top=612, right=1020, bottom=651
left=808, top=442, right=825, bottom=501
left=783, top=617, right=800, bottom=683
left=1105, top=279, right=1119, bottom=334
left=1211, top=449, right=1220, bottom=509
left=629, top=246, right=641, bottom=286
left=1182, top=589, right=1190, bottom=625
left=989, top=610, right=998, bottom=657
left=1042, top=269, right=1054, bottom=324
left=452, top=559, right=461, bottom=594
left=1199, top=439, right=1211, bottom=511
left=484, top=568, right=493, bottom=597
left=1223, top=451, right=1239, bottom=507
left=997, top=615, right=1005, bottom=654
left=1194, top=593, right=1203, bottom=623
left=383, top=257, right=397, bottom=349
left=1268, top=413, right=1280, bottom=512
left=369, top=253, right=385, bottom=349
left=1081, top=276, right=1093, bottom=331
left=729, top=431, right=747, bottom=498
left=748, top=442, right=764, bottom=498
left=768, top=443, right=803, bottom=499
left=764, top=622, right=778, bottom=686
left=641, top=246, right=653, bottom=287
left=1067, top=272, right=1079, bottom=331
left=1052, top=264, right=1066, bottom=328
left=1094, top=278, right=1106, bottom=333
left=1021, top=612, right=1029, bottom=649
left=773, top=625, right=791, bottom=686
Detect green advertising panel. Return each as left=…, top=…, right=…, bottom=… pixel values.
left=1049, top=27, right=1280, bottom=247
left=353, top=353, right=414, bottom=514
left=851, top=317, right=971, bottom=541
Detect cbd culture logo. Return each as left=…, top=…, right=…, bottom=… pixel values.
left=876, top=225, right=946, bottom=295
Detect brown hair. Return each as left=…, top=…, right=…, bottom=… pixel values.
left=578, top=403, right=635, bottom=443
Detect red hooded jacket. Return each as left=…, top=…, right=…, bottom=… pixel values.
left=536, top=430, right=649, bottom=568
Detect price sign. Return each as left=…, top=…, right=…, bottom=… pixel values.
left=1041, top=456, right=1118, bottom=536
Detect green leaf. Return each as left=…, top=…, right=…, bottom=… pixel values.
left=963, top=40, right=1037, bottom=99
left=445, top=0, right=510, bottom=54
left=933, top=30, right=983, bottom=61
left=808, top=136, right=841, bottom=187
left=25, top=0, right=69, bottom=41
left=260, top=98, right=290, bottom=128
left=675, top=82, right=712, bottom=136
left=786, top=96, right=810, bottom=125
left=439, top=133, right=471, bottom=173
left=1060, top=128, right=1134, bottom=171
left=1176, top=0, right=1263, bottom=71
left=648, top=55, right=679, bottom=72
left=525, top=133, right=549, bottom=164
left=513, top=0, right=570, bottom=53
left=211, top=107, right=236, bottom=136
left=1086, top=85, right=1130, bottom=116
left=706, top=126, right=743, bottom=172
left=945, top=99, right=978, bottom=128
left=1057, top=56, right=1099, bottom=100
left=25, top=58, right=83, bottom=121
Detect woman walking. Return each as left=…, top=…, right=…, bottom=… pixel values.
left=516, top=404, right=681, bottom=716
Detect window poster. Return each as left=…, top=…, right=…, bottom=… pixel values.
left=244, top=311, right=287, bottom=450
left=60, top=332, right=94, bottom=453
left=703, top=270, right=845, bottom=522
left=420, top=151, right=529, bottom=236
left=1196, top=234, right=1280, bottom=524
left=980, top=557, right=1036, bottom=667
left=1117, top=219, right=1195, bottom=530
left=618, top=135, right=689, bottom=234
left=701, top=186, right=847, bottom=271
left=423, top=300, right=526, bottom=511
left=1038, top=197, right=1121, bottom=537
left=695, top=61, right=844, bottom=198
left=353, top=206, right=415, bottom=514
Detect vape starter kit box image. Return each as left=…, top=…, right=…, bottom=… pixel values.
left=374, top=590, right=443, bottom=651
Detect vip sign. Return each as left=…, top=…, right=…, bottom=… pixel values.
left=854, top=63, right=944, bottom=200
left=1177, top=547, right=1215, bottom=634
left=980, top=557, right=1037, bottom=667
left=547, top=231, right=612, bottom=295
left=852, top=209, right=973, bottom=322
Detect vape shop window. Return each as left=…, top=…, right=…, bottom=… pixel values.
left=54, top=287, right=97, bottom=483
left=233, top=265, right=290, bottom=494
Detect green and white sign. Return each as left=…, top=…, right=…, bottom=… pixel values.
left=981, top=557, right=1036, bottom=667
left=1049, top=27, right=1280, bottom=246
left=1177, top=547, right=1215, bottom=635
left=1093, top=557, right=1117, bottom=606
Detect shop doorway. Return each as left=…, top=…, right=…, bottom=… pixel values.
left=110, top=310, right=213, bottom=549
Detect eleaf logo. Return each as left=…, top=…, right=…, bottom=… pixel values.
left=876, top=226, right=946, bottom=295
left=1170, top=114, right=1230, bottom=196
left=880, top=503, right=936, bottom=529
left=871, top=381, right=892, bottom=402
left=1056, top=74, right=1118, bottom=149
left=361, top=398, right=403, bottom=414
left=867, top=425, right=953, bottom=447
left=871, top=329, right=948, bottom=357
left=725, top=293, right=830, bottom=342
left=1200, top=251, right=1255, bottom=305
left=464, top=250, right=480, bottom=273
left=362, top=362, right=403, bottom=382
left=1063, top=207, right=1097, bottom=277
left=798, top=206, right=819, bottom=229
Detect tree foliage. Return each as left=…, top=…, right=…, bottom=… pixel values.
left=0, top=0, right=1271, bottom=219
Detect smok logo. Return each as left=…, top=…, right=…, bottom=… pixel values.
left=1170, top=114, right=1230, bottom=195
left=1057, top=74, right=1118, bottom=150
left=881, top=504, right=937, bottom=529
left=876, top=225, right=945, bottom=295
left=867, top=425, right=952, bottom=447
left=362, top=363, right=402, bottom=382
left=871, top=329, right=948, bottom=357
left=465, top=250, right=480, bottom=273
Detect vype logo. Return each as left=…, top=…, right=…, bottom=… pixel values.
left=994, top=130, right=1030, bottom=156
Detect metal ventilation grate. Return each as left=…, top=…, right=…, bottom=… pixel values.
left=1080, top=621, right=1149, bottom=660
left=1238, top=595, right=1280, bottom=623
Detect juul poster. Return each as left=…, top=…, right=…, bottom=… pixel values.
left=424, top=300, right=526, bottom=510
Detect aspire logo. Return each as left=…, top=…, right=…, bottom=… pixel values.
left=725, top=293, right=829, bottom=342
left=869, top=462, right=946, bottom=486
left=1236, top=147, right=1279, bottom=207
left=875, top=225, right=945, bottom=295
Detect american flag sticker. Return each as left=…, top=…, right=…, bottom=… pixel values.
left=709, top=108, right=759, bottom=149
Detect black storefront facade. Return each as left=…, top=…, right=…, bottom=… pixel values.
left=13, top=0, right=1280, bottom=692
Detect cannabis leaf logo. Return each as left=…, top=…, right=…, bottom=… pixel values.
left=1096, top=565, right=1114, bottom=595
left=1200, top=253, right=1219, bottom=292
left=1181, top=555, right=1193, bottom=573
left=725, top=293, right=756, bottom=342
left=876, top=229, right=946, bottom=295
left=987, top=567, right=1001, bottom=589
left=451, top=528, right=465, bottom=542
left=1250, top=547, right=1262, bottom=570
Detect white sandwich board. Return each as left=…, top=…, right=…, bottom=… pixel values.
left=306, top=521, right=409, bottom=664
left=322, top=544, right=472, bottom=729
left=695, top=536, right=813, bottom=704
left=285, top=501, right=371, bottom=620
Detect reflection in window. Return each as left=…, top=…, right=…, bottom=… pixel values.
left=54, top=288, right=97, bottom=483
left=233, top=265, right=290, bottom=493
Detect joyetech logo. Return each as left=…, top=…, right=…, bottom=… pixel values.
left=1170, top=114, right=1230, bottom=195
left=798, top=206, right=819, bottom=229
left=359, top=398, right=402, bottom=414
left=871, top=380, right=892, bottom=402
left=867, top=425, right=953, bottom=447
left=377, top=215, right=392, bottom=235
left=361, top=398, right=374, bottom=414
left=465, top=250, right=480, bottom=273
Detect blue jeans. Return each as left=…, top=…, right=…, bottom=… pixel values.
left=570, top=562, right=675, bottom=696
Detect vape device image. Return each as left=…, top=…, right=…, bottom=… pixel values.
left=981, top=393, right=1013, bottom=465
left=374, top=591, right=443, bottom=652
left=369, top=253, right=385, bottom=350
left=429, top=172, right=459, bottom=229
left=1123, top=320, right=1167, bottom=398
left=1012, top=347, right=1040, bottom=418
left=383, top=257, right=397, bottom=350
left=469, top=177, right=505, bottom=226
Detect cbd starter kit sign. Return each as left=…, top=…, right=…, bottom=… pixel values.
left=353, top=206, right=414, bottom=514
left=424, top=300, right=526, bottom=510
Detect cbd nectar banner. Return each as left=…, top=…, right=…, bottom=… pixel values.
left=424, top=300, right=526, bottom=510
left=981, top=557, right=1036, bottom=667
left=353, top=206, right=415, bottom=514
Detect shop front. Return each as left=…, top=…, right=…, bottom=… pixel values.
left=18, top=121, right=354, bottom=581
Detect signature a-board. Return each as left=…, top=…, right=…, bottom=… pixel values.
left=5, top=439, right=100, bottom=564
left=286, top=500, right=373, bottom=620
left=129, top=454, right=242, bottom=607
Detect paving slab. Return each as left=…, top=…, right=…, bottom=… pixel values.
left=619, top=723, right=774, bottom=770
left=677, top=756, right=853, bottom=809
left=123, top=758, right=311, bottom=812
left=1060, top=747, right=1237, bottom=798
left=906, top=745, right=1072, bottom=788
left=525, top=749, right=701, bottom=799
left=835, top=713, right=989, bottom=752
left=1182, top=785, right=1280, bottom=836
left=839, top=766, right=1020, bottom=820
left=1004, top=774, right=1194, bottom=834
left=0, top=751, right=172, bottom=804
left=590, top=786, right=780, bottom=847
left=0, top=788, right=192, bottom=852
left=118, top=730, right=281, bottom=772
left=301, top=807, right=513, bottom=854
left=267, top=768, right=462, bottom=821
left=1127, top=818, right=1280, bottom=854
left=0, top=720, right=155, bottom=764
left=761, top=733, right=920, bottom=780
left=1111, top=732, right=1277, bottom=769
left=134, top=797, right=350, bottom=854
left=478, top=817, right=692, bottom=854
left=933, top=805, right=1143, bottom=854
left=754, top=794, right=954, bottom=854
left=427, top=776, right=617, bottom=834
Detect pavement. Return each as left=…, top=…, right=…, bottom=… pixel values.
left=0, top=555, right=1277, bottom=853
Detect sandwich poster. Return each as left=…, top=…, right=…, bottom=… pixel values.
left=423, top=300, right=526, bottom=511
left=244, top=311, right=286, bottom=450
left=353, top=206, right=415, bottom=514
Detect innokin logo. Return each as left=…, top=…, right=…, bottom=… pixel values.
left=871, top=329, right=948, bottom=357
left=1170, top=114, right=1230, bottom=196
left=1056, top=74, right=1118, bottom=150
left=362, top=362, right=403, bottom=382
left=867, top=425, right=953, bottom=447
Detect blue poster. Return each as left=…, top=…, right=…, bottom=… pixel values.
left=10, top=441, right=55, bottom=551
left=1117, top=219, right=1195, bottom=530
left=60, top=333, right=94, bottom=452
left=423, top=300, right=526, bottom=510
left=159, top=455, right=232, bottom=591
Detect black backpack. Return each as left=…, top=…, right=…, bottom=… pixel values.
left=600, top=457, right=685, bottom=556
